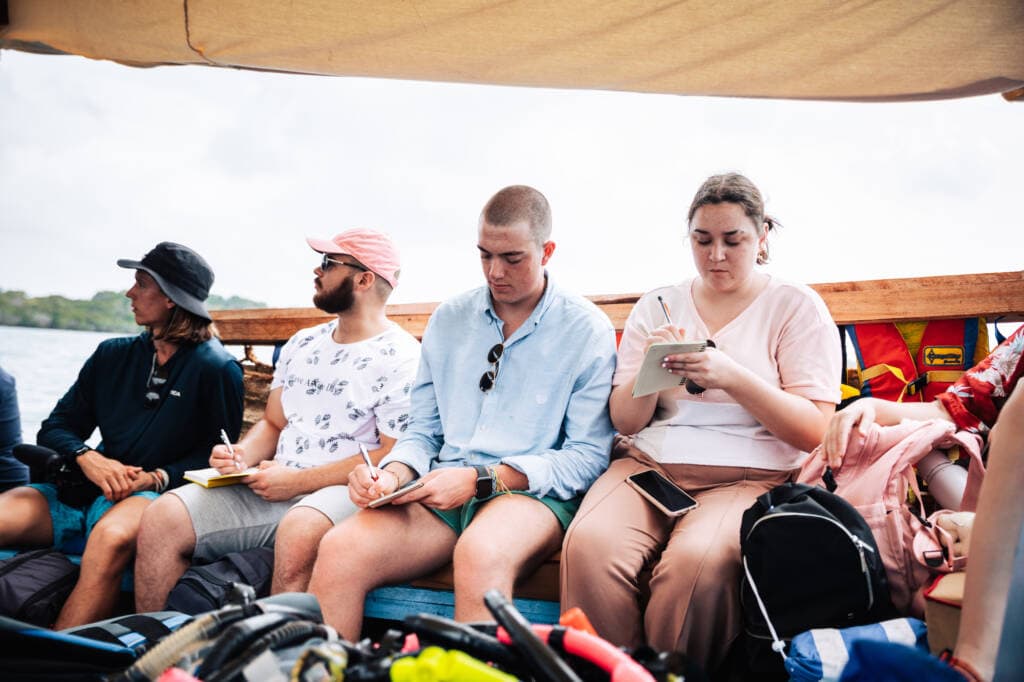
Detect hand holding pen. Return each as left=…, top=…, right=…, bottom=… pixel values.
left=359, top=442, right=379, bottom=482
left=656, top=295, right=713, bottom=394
left=220, top=428, right=244, bottom=472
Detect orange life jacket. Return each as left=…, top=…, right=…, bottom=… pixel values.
left=846, top=319, right=987, bottom=402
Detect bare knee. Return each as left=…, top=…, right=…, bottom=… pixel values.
left=318, top=522, right=367, bottom=566
left=138, top=494, right=193, bottom=556
left=313, top=522, right=379, bottom=587
left=87, top=518, right=139, bottom=560
left=0, top=487, right=52, bottom=546
left=453, top=535, right=509, bottom=586
left=274, top=510, right=330, bottom=589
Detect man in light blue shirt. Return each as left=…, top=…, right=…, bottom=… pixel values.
left=309, top=185, right=616, bottom=637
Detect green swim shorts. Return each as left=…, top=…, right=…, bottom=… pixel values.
left=430, top=491, right=580, bottom=535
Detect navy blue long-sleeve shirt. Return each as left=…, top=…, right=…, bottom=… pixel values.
left=0, top=365, right=29, bottom=491
left=37, top=333, right=244, bottom=488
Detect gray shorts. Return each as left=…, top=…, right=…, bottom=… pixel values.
left=170, top=483, right=358, bottom=562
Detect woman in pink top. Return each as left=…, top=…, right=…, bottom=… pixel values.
left=560, top=173, right=842, bottom=673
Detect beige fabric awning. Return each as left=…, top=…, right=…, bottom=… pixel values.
left=3, top=0, right=1023, bottom=102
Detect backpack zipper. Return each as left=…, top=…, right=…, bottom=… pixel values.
left=749, top=511, right=876, bottom=610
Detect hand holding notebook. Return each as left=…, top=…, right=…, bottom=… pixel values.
left=184, top=466, right=259, bottom=488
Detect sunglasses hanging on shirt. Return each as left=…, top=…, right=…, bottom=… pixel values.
left=479, top=343, right=504, bottom=392
left=144, top=352, right=169, bottom=409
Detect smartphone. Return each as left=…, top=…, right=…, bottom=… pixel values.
left=626, top=470, right=699, bottom=517
left=367, top=479, right=426, bottom=508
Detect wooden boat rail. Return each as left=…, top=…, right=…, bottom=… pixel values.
left=212, top=270, right=1024, bottom=346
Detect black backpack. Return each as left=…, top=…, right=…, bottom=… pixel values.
left=0, top=549, right=80, bottom=627
left=739, top=482, right=895, bottom=676
left=165, top=547, right=274, bottom=615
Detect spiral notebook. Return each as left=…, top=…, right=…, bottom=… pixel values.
left=631, top=341, right=707, bottom=398
left=183, top=466, right=258, bottom=488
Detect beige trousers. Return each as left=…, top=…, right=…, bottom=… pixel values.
left=560, top=442, right=793, bottom=670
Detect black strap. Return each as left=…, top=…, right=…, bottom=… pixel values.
left=68, top=626, right=126, bottom=647
left=226, top=549, right=272, bottom=589
left=70, top=615, right=172, bottom=648
left=756, top=482, right=815, bottom=508
left=839, top=324, right=849, bottom=385
left=822, top=466, right=838, bottom=493
left=111, top=615, right=172, bottom=643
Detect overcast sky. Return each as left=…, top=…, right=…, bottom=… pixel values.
left=1, top=50, right=1021, bottom=309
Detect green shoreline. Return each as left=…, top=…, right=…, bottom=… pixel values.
left=0, top=289, right=265, bottom=334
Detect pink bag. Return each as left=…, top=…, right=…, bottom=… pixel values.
left=912, top=510, right=970, bottom=574
left=798, top=419, right=984, bottom=616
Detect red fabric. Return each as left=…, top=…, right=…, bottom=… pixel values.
left=853, top=322, right=920, bottom=401
left=938, top=325, right=1024, bottom=433
left=917, top=319, right=975, bottom=401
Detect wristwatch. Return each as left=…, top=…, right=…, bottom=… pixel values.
left=73, top=445, right=91, bottom=458
left=473, top=464, right=494, bottom=499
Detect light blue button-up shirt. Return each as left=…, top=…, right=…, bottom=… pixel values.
left=380, top=276, right=616, bottom=500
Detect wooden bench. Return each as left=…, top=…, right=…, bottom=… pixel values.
left=212, top=270, right=1024, bottom=624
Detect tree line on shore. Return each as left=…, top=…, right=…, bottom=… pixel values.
left=0, top=289, right=265, bottom=333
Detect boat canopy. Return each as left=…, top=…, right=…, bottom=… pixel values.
left=2, top=0, right=1023, bottom=102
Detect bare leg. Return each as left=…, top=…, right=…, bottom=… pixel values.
left=54, top=495, right=152, bottom=629
left=955, top=385, right=1024, bottom=680
left=308, top=503, right=455, bottom=640
left=0, top=487, right=54, bottom=547
left=134, top=493, right=197, bottom=612
left=272, top=506, right=333, bottom=594
left=453, top=495, right=562, bottom=622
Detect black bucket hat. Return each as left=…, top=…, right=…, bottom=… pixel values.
left=117, top=242, right=215, bottom=321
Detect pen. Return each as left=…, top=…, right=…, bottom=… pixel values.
left=656, top=295, right=672, bottom=325
left=359, top=442, right=379, bottom=481
left=220, top=429, right=243, bottom=472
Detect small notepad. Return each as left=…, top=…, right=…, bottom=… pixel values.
left=631, top=341, right=707, bottom=398
left=183, top=466, right=258, bottom=488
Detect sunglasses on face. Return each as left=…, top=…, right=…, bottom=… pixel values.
left=320, top=254, right=368, bottom=273
left=479, top=343, right=504, bottom=392
left=144, top=353, right=169, bottom=409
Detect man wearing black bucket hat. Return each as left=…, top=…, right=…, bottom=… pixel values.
left=0, top=242, right=243, bottom=629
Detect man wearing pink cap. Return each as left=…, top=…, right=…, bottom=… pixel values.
left=134, top=229, right=421, bottom=611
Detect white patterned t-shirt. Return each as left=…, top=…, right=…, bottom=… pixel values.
left=270, top=320, right=420, bottom=469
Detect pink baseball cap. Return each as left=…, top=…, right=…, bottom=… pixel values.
left=306, top=229, right=401, bottom=289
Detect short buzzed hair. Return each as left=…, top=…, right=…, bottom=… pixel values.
left=481, top=185, right=552, bottom=246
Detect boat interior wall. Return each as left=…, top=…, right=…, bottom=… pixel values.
left=3, top=0, right=1024, bottom=102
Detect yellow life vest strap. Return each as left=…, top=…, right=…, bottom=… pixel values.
left=860, top=363, right=908, bottom=384
left=924, top=370, right=965, bottom=384
left=860, top=364, right=965, bottom=401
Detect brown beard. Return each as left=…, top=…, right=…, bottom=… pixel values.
left=313, top=274, right=356, bottom=314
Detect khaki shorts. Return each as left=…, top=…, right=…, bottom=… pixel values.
left=170, top=483, right=358, bottom=561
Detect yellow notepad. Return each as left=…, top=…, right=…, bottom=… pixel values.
left=183, top=466, right=258, bottom=488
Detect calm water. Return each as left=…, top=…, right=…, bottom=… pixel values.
left=0, top=325, right=252, bottom=445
